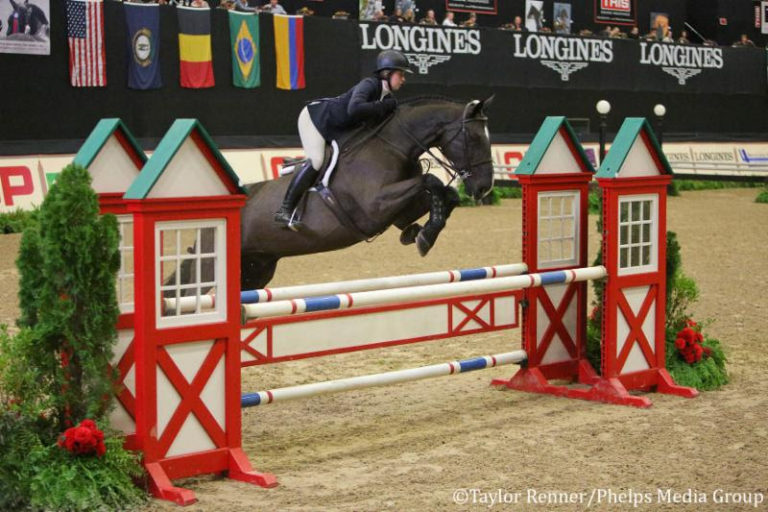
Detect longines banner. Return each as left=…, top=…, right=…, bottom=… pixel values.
left=358, top=25, right=766, bottom=95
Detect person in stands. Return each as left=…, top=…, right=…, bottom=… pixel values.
left=274, top=51, right=413, bottom=228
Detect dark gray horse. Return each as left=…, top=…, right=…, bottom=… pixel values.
left=238, top=96, right=495, bottom=290
left=171, top=96, right=494, bottom=294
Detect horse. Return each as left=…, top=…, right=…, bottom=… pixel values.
left=237, top=96, right=495, bottom=290
left=170, top=96, right=494, bottom=295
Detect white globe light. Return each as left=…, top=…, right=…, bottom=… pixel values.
left=596, top=100, right=611, bottom=115
left=653, top=104, right=667, bottom=117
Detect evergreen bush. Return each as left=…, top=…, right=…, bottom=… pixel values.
left=0, top=163, right=145, bottom=509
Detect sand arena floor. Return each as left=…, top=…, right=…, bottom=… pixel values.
left=0, top=189, right=766, bottom=511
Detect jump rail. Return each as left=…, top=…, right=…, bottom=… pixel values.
left=241, top=266, right=607, bottom=320
left=241, top=350, right=528, bottom=407
left=163, top=263, right=528, bottom=314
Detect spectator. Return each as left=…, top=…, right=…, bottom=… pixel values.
left=733, top=33, right=755, bottom=47
left=233, top=0, right=254, bottom=12
left=403, top=8, right=415, bottom=23
left=600, top=25, right=612, bottom=37
left=442, top=11, right=456, bottom=27
left=419, top=8, right=437, bottom=26
left=460, top=12, right=477, bottom=28
left=627, top=26, right=640, bottom=39
left=389, top=7, right=404, bottom=23
left=371, top=10, right=387, bottom=21
left=296, top=6, right=314, bottom=15
left=260, top=0, right=285, bottom=14
left=510, top=15, right=525, bottom=31
left=676, top=29, right=690, bottom=44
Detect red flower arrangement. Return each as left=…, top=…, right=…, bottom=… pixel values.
left=674, top=319, right=712, bottom=364
left=58, top=419, right=107, bottom=457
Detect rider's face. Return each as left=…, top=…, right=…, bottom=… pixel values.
left=389, top=70, right=406, bottom=91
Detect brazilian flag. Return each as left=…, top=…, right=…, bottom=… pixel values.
left=228, top=11, right=260, bottom=88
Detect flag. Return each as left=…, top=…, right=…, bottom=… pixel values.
left=66, top=0, right=106, bottom=87
left=125, top=3, right=162, bottom=90
left=228, top=11, right=260, bottom=88
left=177, top=6, right=214, bottom=88
left=273, top=14, right=305, bottom=90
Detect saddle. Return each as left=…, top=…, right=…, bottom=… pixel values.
left=282, top=117, right=396, bottom=239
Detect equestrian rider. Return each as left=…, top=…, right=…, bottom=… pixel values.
left=274, top=49, right=412, bottom=227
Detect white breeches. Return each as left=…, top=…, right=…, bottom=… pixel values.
left=298, top=106, right=326, bottom=170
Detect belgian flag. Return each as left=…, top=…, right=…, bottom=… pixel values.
left=177, top=6, right=214, bottom=88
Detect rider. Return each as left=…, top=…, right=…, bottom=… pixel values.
left=274, top=49, right=412, bottom=228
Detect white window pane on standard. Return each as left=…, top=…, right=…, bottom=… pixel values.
left=161, top=259, right=178, bottom=287
left=563, top=218, right=574, bottom=238
left=632, top=202, right=642, bottom=221
left=122, top=251, right=134, bottom=273
left=540, top=241, right=550, bottom=262
left=642, top=223, right=651, bottom=244
left=620, top=202, right=629, bottom=222
left=551, top=197, right=561, bottom=217
left=620, top=247, right=628, bottom=267
left=122, top=222, right=133, bottom=245
left=631, top=246, right=640, bottom=267
left=620, top=225, right=628, bottom=245
left=180, top=229, right=197, bottom=255
left=562, top=239, right=574, bottom=260
left=200, top=227, right=216, bottom=255
left=631, top=224, right=640, bottom=244
left=562, top=196, right=573, bottom=214
left=642, top=245, right=651, bottom=265
left=642, top=200, right=651, bottom=220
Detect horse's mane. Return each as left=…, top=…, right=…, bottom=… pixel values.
left=399, top=95, right=468, bottom=107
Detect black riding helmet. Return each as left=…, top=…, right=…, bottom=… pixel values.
left=374, top=50, right=413, bottom=74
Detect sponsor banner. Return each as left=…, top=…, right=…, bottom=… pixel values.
left=0, top=0, right=50, bottom=55
left=525, top=0, right=544, bottom=33
left=762, top=1, right=768, bottom=34
left=5, top=143, right=767, bottom=212
left=359, top=25, right=764, bottom=94
left=445, top=0, right=497, bottom=14
left=594, top=0, right=635, bottom=26
left=0, top=158, right=48, bottom=212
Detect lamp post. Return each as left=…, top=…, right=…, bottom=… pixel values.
left=653, top=103, right=666, bottom=146
left=596, top=100, right=611, bottom=164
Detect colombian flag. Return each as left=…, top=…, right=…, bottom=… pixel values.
left=273, top=14, right=305, bottom=90
left=177, top=6, right=214, bottom=88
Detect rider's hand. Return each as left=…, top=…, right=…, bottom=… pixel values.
left=381, top=96, right=398, bottom=114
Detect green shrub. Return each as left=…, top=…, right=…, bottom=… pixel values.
left=674, top=179, right=759, bottom=192
left=756, top=187, right=768, bottom=204
left=0, top=163, right=146, bottom=509
left=0, top=208, right=38, bottom=234
left=585, top=231, right=728, bottom=390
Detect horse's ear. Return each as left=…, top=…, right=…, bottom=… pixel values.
left=465, top=95, right=495, bottom=119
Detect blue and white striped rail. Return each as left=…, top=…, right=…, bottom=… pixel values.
left=163, top=263, right=528, bottom=313
left=241, top=266, right=607, bottom=321
left=241, top=350, right=528, bottom=407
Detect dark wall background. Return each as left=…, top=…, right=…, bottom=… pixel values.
left=1, top=0, right=767, bottom=155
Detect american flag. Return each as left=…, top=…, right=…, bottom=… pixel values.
left=66, top=0, right=106, bottom=87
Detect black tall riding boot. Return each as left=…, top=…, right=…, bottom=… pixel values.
left=274, top=161, right=320, bottom=228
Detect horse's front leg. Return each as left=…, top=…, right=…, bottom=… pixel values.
left=417, top=175, right=460, bottom=256
left=397, top=174, right=460, bottom=256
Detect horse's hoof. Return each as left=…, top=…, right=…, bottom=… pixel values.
left=400, top=223, right=421, bottom=245
left=416, top=232, right=432, bottom=257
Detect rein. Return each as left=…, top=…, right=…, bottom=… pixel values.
left=394, top=111, right=491, bottom=187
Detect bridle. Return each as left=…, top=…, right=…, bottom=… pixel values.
left=395, top=104, right=493, bottom=187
